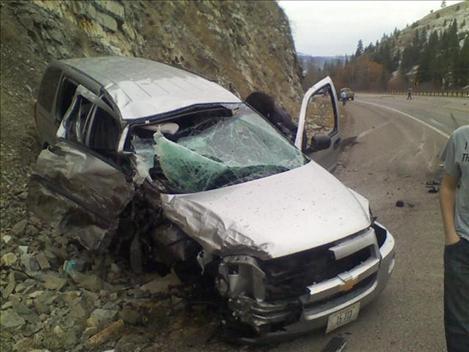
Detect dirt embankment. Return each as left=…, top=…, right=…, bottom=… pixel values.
left=0, top=1, right=302, bottom=351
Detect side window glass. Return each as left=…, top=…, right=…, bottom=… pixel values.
left=304, top=85, right=337, bottom=148
left=37, top=67, right=61, bottom=112
left=66, top=96, right=94, bottom=144
left=57, top=78, right=79, bottom=120
left=87, top=107, right=120, bottom=159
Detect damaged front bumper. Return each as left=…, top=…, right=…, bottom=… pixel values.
left=220, top=222, right=396, bottom=344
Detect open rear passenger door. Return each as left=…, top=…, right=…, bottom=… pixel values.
left=295, top=76, right=341, bottom=171
left=29, top=86, right=134, bottom=251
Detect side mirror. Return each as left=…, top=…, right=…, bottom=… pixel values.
left=310, top=135, right=331, bottom=152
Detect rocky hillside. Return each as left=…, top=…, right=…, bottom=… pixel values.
left=1, top=0, right=302, bottom=110
left=0, top=1, right=302, bottom=351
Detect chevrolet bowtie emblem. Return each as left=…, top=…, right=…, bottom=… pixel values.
left=340, top=278, right=358, bottom=292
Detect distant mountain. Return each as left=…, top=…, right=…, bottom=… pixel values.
left=318, top=1, right=469, bottom=91
left=298, top=53, right=346, bottom=72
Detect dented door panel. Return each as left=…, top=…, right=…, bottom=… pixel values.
left=28, top=141, right=134, bottom=250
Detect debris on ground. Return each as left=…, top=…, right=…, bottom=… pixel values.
left=321, top=336, right=347, bottom=352
left=426, top=180, right=441, bottom=193
left=395, top=200, right=405, bottom=207
left=0, top=217, right=224, bottom=352
left=87, top=319, right=124, bottom=349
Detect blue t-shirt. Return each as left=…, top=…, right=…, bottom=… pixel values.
left=441, top=125, right=469, bottom=241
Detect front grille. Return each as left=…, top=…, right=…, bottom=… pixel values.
left=304, top=273, right=377, bottom=311
left=261, top=234, right=373, bottom=300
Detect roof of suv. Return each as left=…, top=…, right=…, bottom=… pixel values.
left=61, top=56, right=241, bottom=120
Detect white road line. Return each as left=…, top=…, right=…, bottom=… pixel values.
left=356, top=100, right=450, bottom=139
left=430, top=118, right=446, bottom=129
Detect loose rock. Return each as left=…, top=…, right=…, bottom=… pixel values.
left=0, top=309, right=26, bottom=329
left=35, top=252, right=50, bottom=270
left=3, top=271, right=16, bottom=299
left=11, top=219, right=27, bottom=236
left=68, top=271, right=104, bottom=292
left=1, top=252, right=18, bottom=266
left=119, top=307, right=141, bottom=325
left=18, top=245, right=29, bottom=255
left=87, top=308, right=118, bottom=328
left=395, top=200, right=404, bottom=207
left=21, top=254, right=40, bottom=272
left=41, top=273, right=67, bottom=290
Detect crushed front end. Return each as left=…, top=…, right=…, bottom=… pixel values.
left=216, top=222, right=395, bottom=344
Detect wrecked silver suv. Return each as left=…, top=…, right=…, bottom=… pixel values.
left=30, top=57, right=395, bottom=343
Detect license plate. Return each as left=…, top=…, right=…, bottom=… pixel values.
left=326, top=302, right=360, bottom=333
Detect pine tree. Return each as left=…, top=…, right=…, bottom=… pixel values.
left=457, top=36, right=469, bottom=86
left=365, top=42, right=375, bottom=54
left=392, top=49, right=401, bottom=72
left=355, top=40, right=364, bottom=57
left=446, top=20, right=460, bottom=87
left=426, top=31, right=441, bottom=87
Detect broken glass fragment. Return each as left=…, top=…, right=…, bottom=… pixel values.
left=150, top=104, right=307, bottom=193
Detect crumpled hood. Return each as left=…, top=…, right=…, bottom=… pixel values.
left=161, top=161, right=371, bottom=259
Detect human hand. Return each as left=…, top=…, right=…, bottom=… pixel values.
left=445, top=233, right=461, bottom=246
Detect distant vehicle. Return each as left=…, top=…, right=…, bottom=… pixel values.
left=32, top=58, right=394, bottom=343
left=339, top=87, right=355, bottom=101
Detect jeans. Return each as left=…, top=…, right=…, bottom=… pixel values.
left=444, top=238, right=469, bottom=352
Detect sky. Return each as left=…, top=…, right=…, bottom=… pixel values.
left=278, top=1, right=462, bottom=56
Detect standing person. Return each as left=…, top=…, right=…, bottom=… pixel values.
left=340, top=90, right=347, bottom=105
left=407, top=87, right=413, bottom=100
left=245, top=91, right=306, bottom=149
left=439, top=125, right=469, bottom=352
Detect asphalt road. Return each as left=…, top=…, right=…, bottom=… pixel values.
left=355, top=93, right=469, bottom=136
left=272, top=95, right=468, bottom=352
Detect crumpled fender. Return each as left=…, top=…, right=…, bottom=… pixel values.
left=161, top=194, right=272, bottom=260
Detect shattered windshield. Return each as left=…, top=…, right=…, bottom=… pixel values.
left=130, top=103, right=308, bottom=193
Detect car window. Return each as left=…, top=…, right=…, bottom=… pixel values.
left=56, top=78, right=79, bottom=120
left=87, top=107, right=120, bottom=159
left=304, top=85, right=337, bottom=143
left=37, top=66, right=62, bottom=112
left=65, top=96, right=94, bottom=144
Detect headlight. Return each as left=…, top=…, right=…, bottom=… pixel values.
left=372, top=222, right=387, bottom=247
left=217, top=256, right=266, bottom=300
